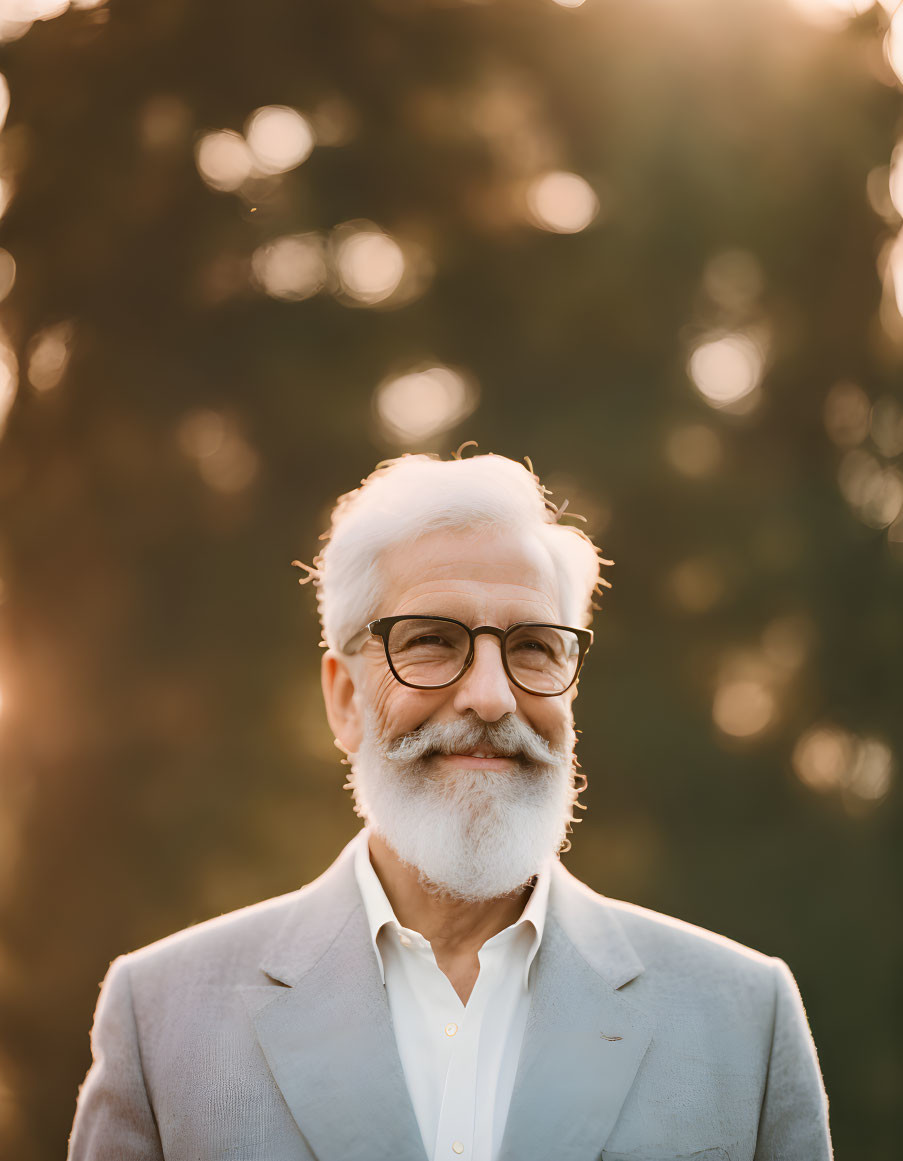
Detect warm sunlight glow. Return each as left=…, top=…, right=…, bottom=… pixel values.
left=688, top=333, right=764, bottom=409
left=245, top=106, right=315, bottom=175
left=251, top=233, right=327, bottom=301
left=374, top=365, right=477, bottom=445
left=787, top=0, right=872, bottom=27
left=526, top=171, right=599, bottom=234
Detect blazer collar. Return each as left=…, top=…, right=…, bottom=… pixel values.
left=246, top=834, right=654, bottom=1161
left=496, top=859, right=655, bottom=1161
left=245, top=833, right=428, bottom=1161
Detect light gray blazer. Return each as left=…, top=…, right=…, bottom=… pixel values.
left=68, top=833, right=832, bottom=1161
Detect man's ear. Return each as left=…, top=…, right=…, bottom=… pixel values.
left=321, top=649, right=364, bottom=755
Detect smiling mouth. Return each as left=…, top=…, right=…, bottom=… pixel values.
left=433, top=749, right=519, bottom=767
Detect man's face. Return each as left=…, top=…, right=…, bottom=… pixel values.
left=356, top=525, right=577, bottom=755
left=322, top=526, right=583, bottom=900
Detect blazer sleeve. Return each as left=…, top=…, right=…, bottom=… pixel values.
left=68, top=955, right=164, bottom=1161
left=754, top=956, right=832, bottom=1161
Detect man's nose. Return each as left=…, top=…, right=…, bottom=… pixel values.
left=451, top=635, right=518, bottom=722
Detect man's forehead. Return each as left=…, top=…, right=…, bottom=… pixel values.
left=376, top=526, right=561, bottom=615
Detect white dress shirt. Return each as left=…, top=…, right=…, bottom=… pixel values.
left=352, top=829, right=549, bottom=1161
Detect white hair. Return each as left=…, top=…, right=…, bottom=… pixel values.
left=303, top=452, right=610, bottom=653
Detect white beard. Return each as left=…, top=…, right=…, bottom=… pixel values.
left=347, top=711, right=579, bottom=902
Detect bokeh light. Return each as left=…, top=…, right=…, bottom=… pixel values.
left=525, top=170, right=599, bottom=234
left=10, top=0, right=70, bottom=23
left=308, top=96, right=358, bottom=147
left=139, top=94, right=191, bottom=152
left=713, top=676, right=776, bottom=738
left=0, top=0, right=107, bottom=41
left=244, top=105, right=314, bottom=175
left=702, top=248, right=765, bottom=312
left=0, top=178, right=14, bottom=223
left=787, top=0, right=873, bottom=27
left=0, top=336, right=18, bottom=440
left=866, top=163, right=896, bottom=223
left=26, top=321, right=73, bottom=392
left=195, top=130, right=255, bottom=192
left=334, top=223, right=406, bottom=305
left=687, top=332, right=765, bottom=410
left=885, top=6, right=903, bottom=86
left=883, top=227, right=903, bottom=325
left=251, top=233, right=327, bottom=301
left=664, top=423, right=724, bottom=478
left=837, top=449, right=903, bottom=528
left=869, top=395, right=903, bottom=458
left=823, top=380, right=871, bottom=447
left=760, top=613, right=813, bottom=673
left=793, top=725, right=894, bottom=807
left=888, top=141, right=903, bottom=219
left=176, top=409, right=259, bottom=494
left=666, top=556, right=726, bottom=613
left=374, top=364, right=477, bottom=444
left=793, top=725, right=852, bottom=791
left=0, top=249, right=15, bottom=304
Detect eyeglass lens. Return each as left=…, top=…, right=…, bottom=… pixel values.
left=385, top=618, right=581, bottom=694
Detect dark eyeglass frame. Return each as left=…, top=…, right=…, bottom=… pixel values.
left=344, top=614, right=593, bottom=697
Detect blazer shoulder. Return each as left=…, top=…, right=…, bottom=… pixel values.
left=121, top=885, right=305, bottom=985
left=119, top=834, right=360, bottom=989
left=555, top=863, right=778, bottom=985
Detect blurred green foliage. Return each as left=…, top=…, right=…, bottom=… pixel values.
left=0, top=0, right=901, bottom=1157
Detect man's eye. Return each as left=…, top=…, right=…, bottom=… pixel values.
left=406, top=634, right=453, bottom=648
left=511, top=637, right=552, bottom=655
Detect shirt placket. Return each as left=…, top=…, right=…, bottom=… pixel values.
left=433, top=943, right=499, bottom=1161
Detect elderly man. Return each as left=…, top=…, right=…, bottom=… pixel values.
left=69, top=452, right=832, bottom=1161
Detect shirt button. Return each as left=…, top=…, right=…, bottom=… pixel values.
left=452, top=1143, right=464, bottom=1155
left=398, top=933, right=412, bottom=947
left=445, top=1022, right=458, bottom=1037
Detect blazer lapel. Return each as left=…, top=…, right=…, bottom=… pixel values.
left=242, top=836, right=427, bottom=1161
left=497, top=862, right=655, bottom=1161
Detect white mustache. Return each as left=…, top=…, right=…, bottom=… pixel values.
left=384, top=714, right=559, bottom=768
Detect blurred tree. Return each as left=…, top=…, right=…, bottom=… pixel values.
left=0, top=0, right=901, bottom=1156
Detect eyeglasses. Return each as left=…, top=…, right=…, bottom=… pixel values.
left=344, top=614, right=593, bottom=697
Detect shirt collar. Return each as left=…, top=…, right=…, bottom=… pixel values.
left=352, top=826, right=550, bottom=989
